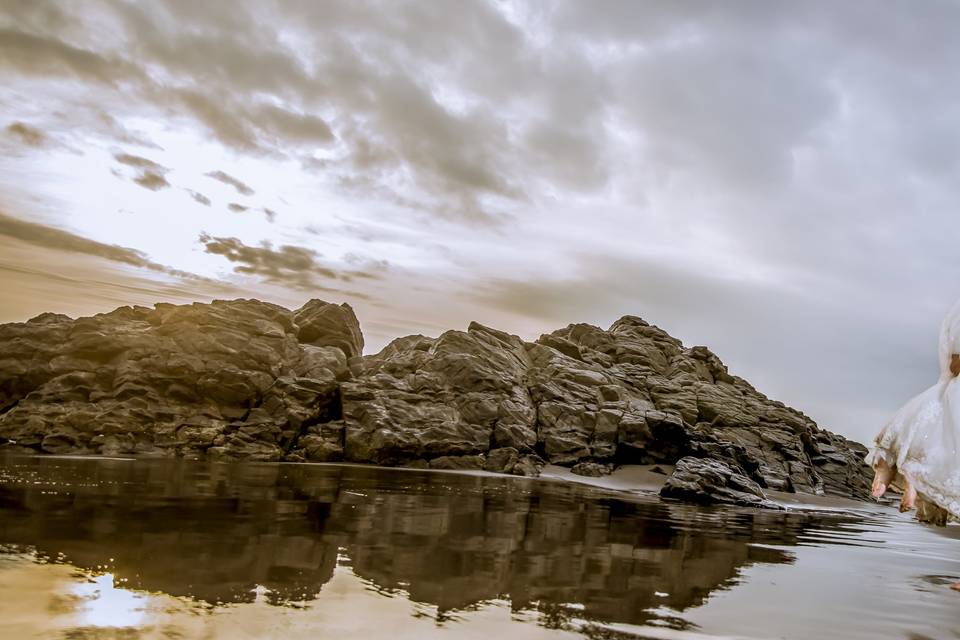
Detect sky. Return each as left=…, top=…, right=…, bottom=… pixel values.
left=2, top=0, right=960, bottom=445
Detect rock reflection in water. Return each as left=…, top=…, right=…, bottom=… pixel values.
left=0, top=456, right=864, bottom=632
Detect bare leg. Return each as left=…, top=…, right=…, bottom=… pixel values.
left=899, top=480, right=916, bottom=512
left=872, top=458, right=895, bottom=498
left=951, top=582, right=960, bottom=592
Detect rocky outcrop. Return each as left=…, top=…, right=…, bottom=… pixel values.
left=0, top=298, right=874, bottom=502
left=660, top=456, right=782, bottom=508
left=0, top=299, right=356, bottom=461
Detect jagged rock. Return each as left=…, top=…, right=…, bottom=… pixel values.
left=571, top=461, right=613, bottom=477
left=293, top=299, right=364, bottom=359
left=0, top=299, right=354, bottom=460
left=0, top=298, right=874, bottom=504
left=660, top=457, right=781, bottom=508
left=484, top=447, right=519, bottom=473
left=291, top=421, right=345, bottom=462
left=340, top=322, right=536, bottom=465
left=512, top=454, right=545, bottom=477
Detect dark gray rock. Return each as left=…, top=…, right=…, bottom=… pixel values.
left=484, top=447, right=520, bottom=473
left=660, top=457, right=782, bottom=508
left=340, top=322, right=536, bottom=465
left=0, top=298, right=874, bottom=504
left=571, top=461, right=613, bottom=477
left=293, top=421, right=346, bottom=462
left=512, top=454, right=545, bottom=477
left=0, top=299, right=353, bottom=460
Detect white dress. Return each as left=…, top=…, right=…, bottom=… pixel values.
left=866, top=298, right=960, bottom=518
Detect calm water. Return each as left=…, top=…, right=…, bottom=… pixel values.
left=1, top=455, right=959, bottom=639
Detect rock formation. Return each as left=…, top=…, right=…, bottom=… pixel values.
left=0, top=298, right=874, bottom=502
left=660, top=456, right=782, bottom=508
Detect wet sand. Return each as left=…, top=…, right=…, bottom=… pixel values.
left=539, top=463, right=674, bottom=493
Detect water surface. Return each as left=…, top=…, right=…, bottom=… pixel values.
left=1, top=454, right=959, bottom=639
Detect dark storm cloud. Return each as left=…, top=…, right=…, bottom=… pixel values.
left=0, top=26, right=141, bottom=84
left=187, top=190, right=211, bottom=206
left=200, top=233, right=324, bottom=280
left=114, top=153, right=171, bottom=191
left=199, top=233, right=383, bottom=292
left=114, top=153, right=165, bottom=172
left=133, top=171, right=170, bottom=191
left=95, top=113, right=161, bottom=149
left=0, top=1, right=539, bottom=222
left=5, top=121, right=47, bottom=147
left=4, top=0, right=828, bottom=223
left=169, top=91, right=338, bottom=156
left=8, top=0, right=960, bottom=227
left=255, top=104, right=333, bottom=144
left=205, top=170, right=254, bottom=196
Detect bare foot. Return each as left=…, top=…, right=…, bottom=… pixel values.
left=950, top=582, right=960, bottom=592
left=872, top=459, right=894, bottom=498
left=899, top=482, right=917, bottom=512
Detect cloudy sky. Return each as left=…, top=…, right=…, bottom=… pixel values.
left=2, top=0, right=959, bottom=444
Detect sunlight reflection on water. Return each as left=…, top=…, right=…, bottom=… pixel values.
left=71, top=572, right=148, bottom=628
left=1, top=454, right=959, bottom=639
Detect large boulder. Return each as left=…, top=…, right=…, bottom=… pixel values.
left=294, top=299, right=364, bottom=359
left=659, top=456, right=781, bottom=508
left=0, top=299, right=357, bottom=460
left=339, top=322, right=536, bottom=469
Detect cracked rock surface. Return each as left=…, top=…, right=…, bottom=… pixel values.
left=0, top=299, right=356, bottom=461
left=660, top=456, right=783, bottom=508
left=0, top=299, right=873, bottom=502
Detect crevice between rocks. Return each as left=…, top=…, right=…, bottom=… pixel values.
left=520, top=372, right=548, bottom=462
left=236, top=395, right=261, bottom=425
left=0, top=397, right=22, bottom=418
left=282, top=387, right=343, bottom=457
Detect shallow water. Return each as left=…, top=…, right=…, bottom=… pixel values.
left=1, top=455, right=959, bottom=639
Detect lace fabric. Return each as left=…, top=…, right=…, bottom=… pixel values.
left=866, top=299, right=960, bottom=519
